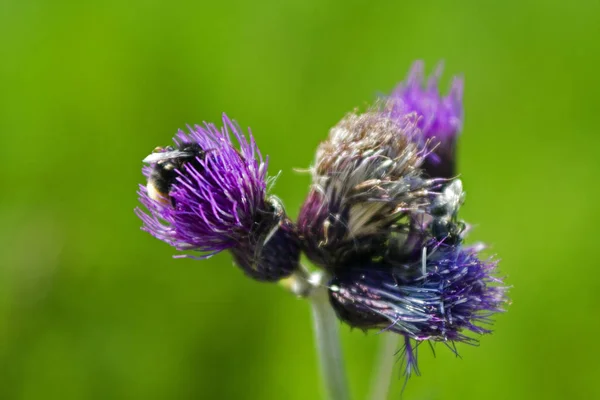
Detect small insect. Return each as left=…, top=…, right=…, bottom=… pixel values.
left=429, top=179, right=465, bottom=244
left=143, top=143, right=206, bottom=205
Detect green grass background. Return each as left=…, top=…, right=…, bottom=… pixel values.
left=1, top=0, right=599, bottom=399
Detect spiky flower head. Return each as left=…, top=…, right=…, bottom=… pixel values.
left=328, top=245, right=507, bottom=376
left=386, top=61, right=464, bottom=179
left=303, top=61, right=507, bottom=379
left=136, top=114, right=299, bottom=281
left=298, top=111, right=440, bottom=270
left=133, top=60, right=508, bottom=388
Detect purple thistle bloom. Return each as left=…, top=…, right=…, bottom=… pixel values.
left=133, top=60, right=507, bottom=391
left=328, top=245, right=507, bottom=377
left=136, top=114, right=300, bottom=281
left=386, top=61, right=464, bottom=178
left=297, top=111, right=441, bottom=270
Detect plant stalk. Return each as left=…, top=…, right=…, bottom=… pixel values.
left=367, top=332, right=400, bottom=400
left=309, top=272, right=351, bottom=400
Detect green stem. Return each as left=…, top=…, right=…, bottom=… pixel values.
left=367, top=333, right=399, bottom=400
left=309, top=272, right=351, bottom=400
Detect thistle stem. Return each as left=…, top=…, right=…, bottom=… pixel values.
left=309, top=272, right=351, bottom=400
left=367, top=332, right=400, bottom=400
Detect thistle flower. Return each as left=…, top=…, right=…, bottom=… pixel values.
left=136, top=114, right=300, bottom=281
left=134, top=61, right=508, bottom=397
left=297, top=111, right=440, bottom=270
left=328, top=245, right=507, bottom=376
left=386, top=61, right=464, bottom=179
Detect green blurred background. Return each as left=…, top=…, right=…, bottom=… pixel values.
left=1, top=0, right=599, bottom=399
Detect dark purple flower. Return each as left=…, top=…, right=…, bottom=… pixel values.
left=297, top=111, right=441, bottom=270
left=328, top=245, right=507, bottom=377
left=386, top=61, right=464, bottom=178
left=136, top=114, right=299, bottom=281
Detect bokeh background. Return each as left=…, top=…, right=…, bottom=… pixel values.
left=1, top=0, right=599, bottom=399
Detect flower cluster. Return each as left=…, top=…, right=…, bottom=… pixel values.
left=136, top=61, right=508, bottom=377
left=298, top=61, right=507, bottom=376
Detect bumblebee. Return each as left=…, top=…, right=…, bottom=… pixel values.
left=143, top=143, right=206, bottom=205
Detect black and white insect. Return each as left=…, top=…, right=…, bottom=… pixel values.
left=143, top=143, right=206, bottom=205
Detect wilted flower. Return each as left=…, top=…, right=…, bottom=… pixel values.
left=386, top=61, right=464, bottom=179
left=297, top=111, right=440, bottom=270
left=328, top=245, right=507, bottom=376
left=136, top=114, right=300, bottom=281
